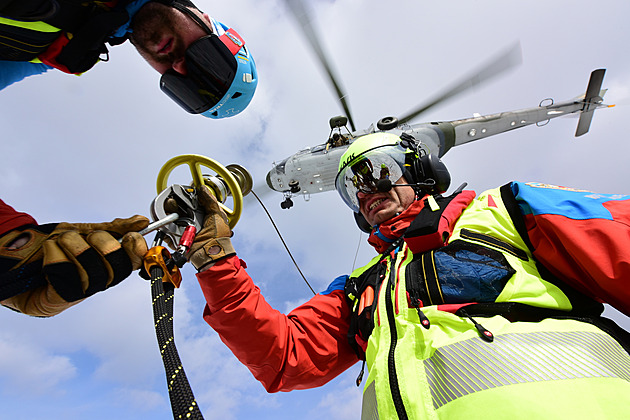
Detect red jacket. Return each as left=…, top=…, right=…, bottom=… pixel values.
left=196, top=256, right=358, bottom=392
left=0, top=199, right=36, bottom=236
left=195, top=182, right=630, bottom=392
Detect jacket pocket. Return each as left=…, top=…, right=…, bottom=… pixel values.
left=406, top=239, right=516, bottom=306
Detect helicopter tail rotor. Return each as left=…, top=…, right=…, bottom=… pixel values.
left=575, top=68, right=609, bottom=137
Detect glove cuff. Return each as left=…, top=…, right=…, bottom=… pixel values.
left=189, top=237, right=236, bottom=271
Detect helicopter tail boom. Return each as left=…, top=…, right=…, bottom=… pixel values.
left=436, top=68, right=611, bottom=151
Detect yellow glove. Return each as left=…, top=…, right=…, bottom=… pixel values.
left=188, top=186, right=235, bottom=271
left=0, top=215, right=149, bottom=317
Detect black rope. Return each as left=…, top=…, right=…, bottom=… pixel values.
left=250, top=190, right=316, bottom=295
left=351, top=231, right=364, bottom=272
left=150, top=266, right=204, bottom=420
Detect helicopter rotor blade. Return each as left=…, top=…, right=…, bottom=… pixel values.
left=282, top=0, right=356, bottom=131
left=398, top=42, right=522, bottom=125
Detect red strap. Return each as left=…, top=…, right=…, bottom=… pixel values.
left=437, top=303, right=474, bottom=314
left=38, top=34, right=76, bottom=74
left=219, top=28, right=245, bottom=56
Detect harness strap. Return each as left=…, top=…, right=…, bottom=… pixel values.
left=46, top=8, right=128, bottom=73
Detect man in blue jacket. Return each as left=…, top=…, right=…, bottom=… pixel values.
left=0, top=0, right=257, bottom=118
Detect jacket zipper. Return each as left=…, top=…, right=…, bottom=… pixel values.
left=385, top=250, right=408, bottom=419
left=459, top=228, right=528, bottom=261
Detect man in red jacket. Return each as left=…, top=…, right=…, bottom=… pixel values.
left=184, top=132, right=630, bottom=419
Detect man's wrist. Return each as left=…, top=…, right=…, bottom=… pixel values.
left=189, top=237, right=235, bottom=270
left=197, top=261, right=216, bottom=272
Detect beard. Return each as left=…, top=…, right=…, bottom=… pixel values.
left=130, top=2, right=185, bottom=63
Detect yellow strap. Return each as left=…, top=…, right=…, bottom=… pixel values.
left=427, top=195, right=440, bottom=211
left=0, top=17, right=59, bottom=32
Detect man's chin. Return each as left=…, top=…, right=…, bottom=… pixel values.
left=130, top=2, right=171, bottom=42
left=366, top=212, right=385, bottom=227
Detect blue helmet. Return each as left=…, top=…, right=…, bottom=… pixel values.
left=200, top=22, right=258, bottom=119
left=159, top=10, right=258, bottom=118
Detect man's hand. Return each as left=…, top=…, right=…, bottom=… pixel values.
left=0, top=215, right=149, bottom=317
left=188, top=186, right=235, bottom=271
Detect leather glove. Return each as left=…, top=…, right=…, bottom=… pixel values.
left=0, top=215, right=149, bottom=317
left=188, top=186, right=235, bottom=271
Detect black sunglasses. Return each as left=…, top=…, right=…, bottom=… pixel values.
left=159, top=34, right=237, bottom=114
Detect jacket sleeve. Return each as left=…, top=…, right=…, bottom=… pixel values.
left=0, top=199, right=37, bottom=236
left=196, top=256, right=358, bottom=392
left=0, top=61, right=52, bottom=91
left=508, top=181, right=630, bottom=316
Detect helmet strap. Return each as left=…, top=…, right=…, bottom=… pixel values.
left=169, top=1, right=213, bottom=35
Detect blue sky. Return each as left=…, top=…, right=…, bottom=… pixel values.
left=2, top=0, right=630, bottom=418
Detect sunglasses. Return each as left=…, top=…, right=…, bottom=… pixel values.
left=159, top=28, right=244, bottom=114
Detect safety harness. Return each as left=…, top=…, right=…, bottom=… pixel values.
left=0, top=0, right=137, bottom=73
left=345, top=186, right=630, bottom=361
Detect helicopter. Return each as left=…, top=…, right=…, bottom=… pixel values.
left=265, top=0, right=612, bottom=210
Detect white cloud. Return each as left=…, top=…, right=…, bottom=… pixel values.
left=111, top=387, right=168, bottom=412
left=0, top=332, right=77, bottom=395
left=314, top=384, right=363, bottom=420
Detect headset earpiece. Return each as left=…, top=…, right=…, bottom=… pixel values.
left=422, top=154, right=451, bottom=193
left=411, top=154, right=451, bottom=194
left=399, top=133, right=450, bottom=194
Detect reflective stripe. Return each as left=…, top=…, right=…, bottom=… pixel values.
left=425, top=331, right=630, bottom=409
left=360, top=381, right=379, bottom=420
left=0, top=17, right=59, bottom=32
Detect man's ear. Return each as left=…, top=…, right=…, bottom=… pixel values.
left=201, top=13, right=214, bottom=32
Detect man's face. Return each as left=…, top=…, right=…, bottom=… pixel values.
left=130, top=2, right=210, bottom=75
left=357, top=177, right=416, bottom=226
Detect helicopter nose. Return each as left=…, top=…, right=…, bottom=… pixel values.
left=266, top=171, right=275, bottom=191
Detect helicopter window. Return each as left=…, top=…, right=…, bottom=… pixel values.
left=274, top=159, right=287, bottom=174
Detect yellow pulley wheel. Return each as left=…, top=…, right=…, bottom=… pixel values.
left=156, top=154, right=244, bottom=228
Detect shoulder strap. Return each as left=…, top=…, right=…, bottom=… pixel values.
left=50, top=7, right=128, bottom=73
left=345, top=256, right=391, bottom=360
left=403, top=190, right=475, bottom=254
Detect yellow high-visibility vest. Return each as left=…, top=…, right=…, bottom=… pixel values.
left=349, top=186, right=630, bottom=419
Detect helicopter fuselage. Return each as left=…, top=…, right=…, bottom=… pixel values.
left=266, top=69, right=609, bottom=207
